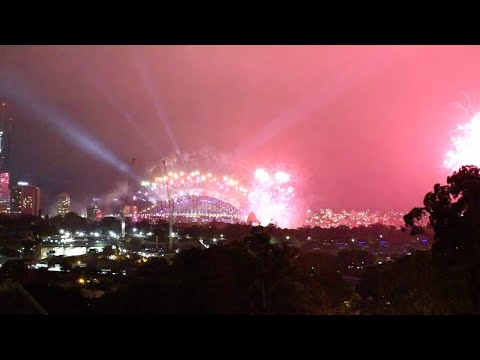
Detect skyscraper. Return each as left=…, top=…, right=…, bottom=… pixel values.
left=57, top=193, right=71, bottom=216
left=0, top=101, right=12, bottom=214
left=11, top=182, right=41, bottom=216
left=10, top=185, right=21, bottom=214
left=0, top=172, right=10, bottom=213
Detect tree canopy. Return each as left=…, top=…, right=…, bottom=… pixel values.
left=398, top=165, right=480, bottom=313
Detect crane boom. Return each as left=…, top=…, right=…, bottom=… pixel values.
left=121, top=157, right=136, bottom=239
left=162, top=160, right=174, bottom=250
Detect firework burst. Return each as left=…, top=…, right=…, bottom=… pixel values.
left=444, top=112, right=480, bottom=171
left=139, top=150, right=300, bottom=228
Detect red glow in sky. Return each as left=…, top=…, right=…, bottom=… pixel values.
left=1, top=45, right=478, bottom=213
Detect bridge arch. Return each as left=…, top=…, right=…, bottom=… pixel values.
left=153, top=195, right=242, bottom=221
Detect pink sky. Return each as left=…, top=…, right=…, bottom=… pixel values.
left=1, top=45, right=478, bottom=213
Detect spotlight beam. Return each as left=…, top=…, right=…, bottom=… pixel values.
left=52, top=46, right=164, bottom=156
left=130, top=51, right=180, bottom=154
left=0, top=69, right=137, bottom=180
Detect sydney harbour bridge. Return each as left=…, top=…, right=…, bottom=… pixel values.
left=139, top=195, right=243, bottom=223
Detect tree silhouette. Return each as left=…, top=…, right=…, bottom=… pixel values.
left=243, top=226, right=317, bottom=314
left=102, top=245, right=115, bottom=257
left=404, top=165, right=480, bottom=312
left=358, top=251, right=433, bottom=314
left=0, top=246, right=19, bottom=257
left=51, top=212, right=87, bottom=233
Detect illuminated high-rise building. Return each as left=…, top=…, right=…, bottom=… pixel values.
left=57, top=193, right=71, bottom=216
left=10, top=182, right=41, bottom=216
left=0, top=100, right=12, bottom=214
left=87, top=198, right=103, bottom=221
left=10, top=185, right=21, bottom=214
left=0, top=172, right=10, bottom=213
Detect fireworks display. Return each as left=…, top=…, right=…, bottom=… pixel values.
left=247, top=168, right=296, bottom=228
left=141, top=170, right=249, bottom=208
left=138, top=151, right=299, bottom=228
left=444, top=112, right=480, bottom=170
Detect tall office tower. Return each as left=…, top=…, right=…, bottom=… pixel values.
left=0, top=172, right=10, bottom=213
left=57, top=193, right=71, bottom=216
left=11, top=182, right=41, bottom=216
left=0, top=100, right=12, bottom=213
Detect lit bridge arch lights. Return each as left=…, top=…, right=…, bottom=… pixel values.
left=146, top=195, right=242, bottom=221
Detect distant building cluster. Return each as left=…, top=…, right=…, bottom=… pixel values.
left=0, top=101, right=73, bottom=218
left=305, top=209, right=407, bottom=228
left=84, top=198, right=141, bottom=222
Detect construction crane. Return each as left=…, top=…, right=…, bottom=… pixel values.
left=121, top=157, right=136, bottom=239
left=162, top=159, right=174, bottom=250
